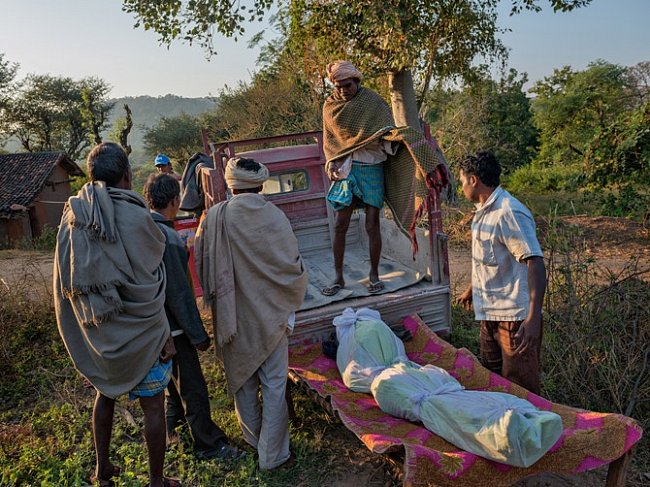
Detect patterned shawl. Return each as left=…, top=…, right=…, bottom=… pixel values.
left=323, top=88, right=448, bottom=240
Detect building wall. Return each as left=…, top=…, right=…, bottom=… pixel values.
left=32, top=165, right=73, bottom=235
left=0, top=214, right=32, bottom=247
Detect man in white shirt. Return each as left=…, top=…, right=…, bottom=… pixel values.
left=457, top=151, right=546, bottom=394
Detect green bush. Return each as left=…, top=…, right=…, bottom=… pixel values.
left=582, top=184, right=650, bottom=221
left=504, top=162, right=584, bottom=194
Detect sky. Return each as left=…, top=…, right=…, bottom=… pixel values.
left=1, top=0, right=649, bottom=99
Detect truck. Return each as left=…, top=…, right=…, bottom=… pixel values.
left=190, top=128, right=452, bottom=344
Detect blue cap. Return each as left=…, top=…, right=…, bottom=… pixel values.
left=154, top=154, right=170, bottom=166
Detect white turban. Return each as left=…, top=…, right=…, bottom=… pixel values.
left=225, top=157, right=269, bottom=189
left=326, top=60, right=363, bottom=84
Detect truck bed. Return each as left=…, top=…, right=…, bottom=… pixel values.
left=199, top=133, right=451, bottom=345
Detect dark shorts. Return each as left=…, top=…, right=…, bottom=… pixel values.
left=479, top=320, right=542, bottom=394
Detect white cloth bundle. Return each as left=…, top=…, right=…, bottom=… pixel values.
left=333, top=308, right=563, bottom=467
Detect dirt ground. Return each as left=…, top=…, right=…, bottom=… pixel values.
left=1, top=215, right=648, bottom=486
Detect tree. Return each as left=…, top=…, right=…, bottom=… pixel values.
left=122, top=0, right=592, bottom=129
left=0, top=53, right=18, bottom=143
left=1, top=74, right=113, bottom=160
left=143, top=113, right=203, bottom=167
left=585, top=101, right=650, bottom=186
left=530, top=61, right=635, bottom=168
left=426, top=69, right=538, bottom=174
left=108, top=104, right=134, bottom=155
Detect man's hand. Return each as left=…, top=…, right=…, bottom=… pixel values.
left=326, top=160, right=342, bottom=181
left=195, top=337, right=211, bottom=352
left=514, top=314, right=541, bottom=355
left=159, top=336, right=176, bottom=363
left=456, top=285, right=473, bottom=312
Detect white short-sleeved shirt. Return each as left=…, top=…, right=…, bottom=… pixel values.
left=471, top=187, right=543, bottom=321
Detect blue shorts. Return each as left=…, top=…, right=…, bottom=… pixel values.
left=128, top=358, right=172, bottom=400
left=327, top=162, right=384, bottom=211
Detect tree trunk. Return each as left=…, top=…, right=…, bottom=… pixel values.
left=120, top=104, right=133, bottom=155
left=388, top=69, right=421, bottom=129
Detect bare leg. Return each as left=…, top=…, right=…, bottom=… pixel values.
left=140, top=392, right=166, bottom=486
left=332, top=201, right=356, bottom=285
left=365, top=205, right=382, bottom=284
left=92, top=392, right=116, bottom=482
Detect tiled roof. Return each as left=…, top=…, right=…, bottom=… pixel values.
left=0, top=152, right=84, bottom=216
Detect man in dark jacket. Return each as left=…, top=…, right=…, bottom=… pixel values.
left=144, top=173, right=242, bottom=461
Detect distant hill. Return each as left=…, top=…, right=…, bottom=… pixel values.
left=107, top=95, right=217, bottom=166
left=1, top=94, right=217, bottom=166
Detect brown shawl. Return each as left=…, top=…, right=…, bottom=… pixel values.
left=323, top=87, right=448, bottom=239
left=195, top=193, right=308, bottom=394
left=54, top=182, right=169, bottom=399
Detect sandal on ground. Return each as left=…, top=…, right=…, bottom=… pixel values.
left=90, top=465, right=121, bottom=487
left=367, top=280, right=385, bottom=294
left=321, top=283, right=344, bottom=296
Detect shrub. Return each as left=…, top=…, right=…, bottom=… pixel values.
left=504, top=162, right=584, bottom=194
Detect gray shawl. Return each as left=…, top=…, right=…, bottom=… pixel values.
left=54, top=182, right=170, bottom=399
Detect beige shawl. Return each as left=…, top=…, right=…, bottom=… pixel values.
left=195, top=193, right=308, bottom=394
left=54, top=182, right=169, bottom=399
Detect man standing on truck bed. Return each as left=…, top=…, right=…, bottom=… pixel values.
left=195, top=157, right=308, bottom=470
left=457, top=151, right=546, bottom=394
left=321, top=60, right=398, bottom=296
left=321, top=60, right=449, bottom=296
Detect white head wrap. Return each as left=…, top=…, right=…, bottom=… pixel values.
left=326, top=60, right=363, bottom=84
left=224, top=157, right=269, bottom=190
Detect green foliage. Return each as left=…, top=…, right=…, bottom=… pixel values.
left=426, top=69, right=538, bottom=174
left=530, top=60, right=634, bottom=168
left=504, top=161, right=584, bottom=193
left=0, top=74, right=113, bottom=160
left=105, top=95, right=217, bottom=166
left=121, top=1, right=591, bottom=129
left=0, top=267, right=69, bottom=407
left=584, top=101, right=650, bottom=186
left=143, top=113, right=204, bottom=167
left=584, top=184, right=650, bottom=221
left=541, top=215, right=649, bottom=434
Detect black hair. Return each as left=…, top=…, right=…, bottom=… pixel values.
left=458, top=151, right=501, bottom=188
left=86, top=142, right=130, bottom=186
left=143, top=173, right=181, bottom=210
left=236, top=157, right=262, bottom=172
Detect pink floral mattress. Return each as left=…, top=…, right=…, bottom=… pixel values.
left=288, top=315, right=643, bottom=486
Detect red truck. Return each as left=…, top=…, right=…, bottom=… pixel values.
left=183, top=129, right=452, bottom=344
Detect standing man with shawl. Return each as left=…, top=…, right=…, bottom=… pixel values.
left=322, top=60, right=450, bottom=296
left=195, top=157, right=308, bottom=470
left=54, top=142, right=180, bottom=487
